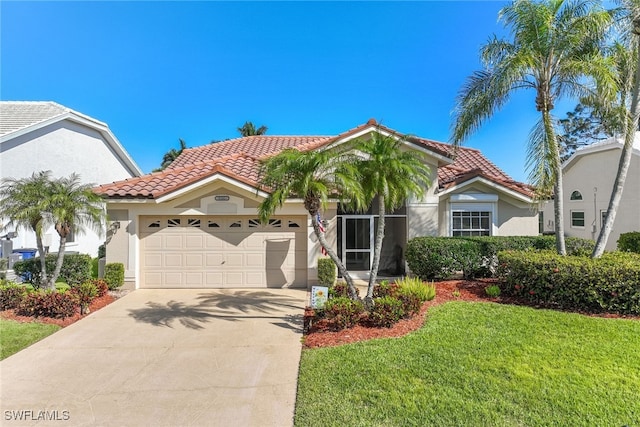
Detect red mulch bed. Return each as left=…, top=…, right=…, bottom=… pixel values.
left=303, top=279, right=639, bottom=349
left=0, top=293, right=116, bottom=327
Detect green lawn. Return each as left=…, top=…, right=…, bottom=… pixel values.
left=0, top=319, right=61, bottom=360
left=295, top=302, right=640, bottom=426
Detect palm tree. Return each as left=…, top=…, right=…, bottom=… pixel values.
left=258, top=148, right=362, bottom=299
left=592, top=3, right=640, bottom=257
left=238, top=121, right=268, bottom=137
left=45, top=174, right=105, bottom=288
left=155, top=138, right=187, bottom=171
left=352, top=131, right=431, bottom=306
left=0, top=171, right=53, bottom=288
left=451, top=0, right=614, bottom=256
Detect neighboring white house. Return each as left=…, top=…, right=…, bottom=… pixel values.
left=541, top=133, right=640, bottom=251
left=96, top=120, right=538, bottom=289
left=0, top=101, right=142, bottom=257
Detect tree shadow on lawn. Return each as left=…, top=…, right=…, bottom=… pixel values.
left=127, top=290, right=306, bottom=331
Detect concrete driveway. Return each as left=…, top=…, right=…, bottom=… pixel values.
left=0, top=289, right=307, bottom=427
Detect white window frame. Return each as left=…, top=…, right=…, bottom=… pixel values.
left=449, top=194, right=498, bottom=237
left=571, top=210, right=585, bottom=228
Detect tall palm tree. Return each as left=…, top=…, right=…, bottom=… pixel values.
left=46, top=174, right=105, bottom=288
left=155, top=138, right=187, bottom=171
left=352, top=131, right=431, bottom=306
left=238, top=121, right=268, bottom=137
left=258, top=148, right=362, bottom=299
left=593, top=3, right=640, bottom=257
left=0, top=171, right=53, bottom=288
left=451, top=0, right=614, bottom=255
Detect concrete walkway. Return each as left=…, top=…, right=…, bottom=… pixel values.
left=0, top=289, right=308, bottom=427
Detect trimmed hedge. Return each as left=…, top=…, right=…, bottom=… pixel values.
left=497, top=250, right=640, bottom=315
left=13, top=254, right=92, bottom=287
left=406, top=236, right=596, bottom=280
left=317, top=258, right=337, bottom=287
left=104, top=263, right=125, bottom=290
left=618, top=232, right=640, bottom=253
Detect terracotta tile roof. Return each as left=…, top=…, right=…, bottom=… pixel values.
left=95, top=120, right=532, bottom=199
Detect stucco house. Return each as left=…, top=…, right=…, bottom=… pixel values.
left=0, top=101, right=142, bottom=257
left=96, top=120, right=538, bottom=289
left=541, top=133, right=640, bottom=250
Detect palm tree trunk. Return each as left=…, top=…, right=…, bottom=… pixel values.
left=310, top=213, right=359, bottom=300
left=366, top=195, right=386, bottom=305
left=47, top=236, right=66, bottom=289
left=32, top=225, right=49, bottom=289
left=592, top=45, right=640, bottom=258
left=543, top=110, right=567, bottom=256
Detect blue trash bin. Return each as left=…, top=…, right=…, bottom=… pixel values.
left=13, top=248, right=38, bottom=259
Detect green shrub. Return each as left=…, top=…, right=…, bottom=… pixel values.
left=397, top=292, right=422, bottom=317
left=372, top=280, right=399, bottom=298
left=104, top=263, right=125, bottom=290
left=497, top=250, right=640, bottom=314
left=89, top=279, right=109, bottom=297
left=618, top=232, right=640, bottom=253
left=368, top=296, right=405, bottom=328
left=485, top=284, right=501, bottom=298
left=329, top=281, right=359, bottom=299
left=396, top=276, right=436, bottom=302
left=0, top=283, right=30, bottom=310
left=317, top=258, right=337, bottom=287
left=405, top=237, right=461, bottom=280
left=406, top=236, right=595, bottom=280
left=323, top=297, right=364, bottom=330
left=13, top=254, right=93, bottom=287
left=17, top=291, right=78, bottom=318
left=70, top=282, right=98, bottom=314
left=91, top=258, right=99, bottom=278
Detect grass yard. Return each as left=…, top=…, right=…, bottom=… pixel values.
left=0, top=319, right=61, bottom=360
left=295, top=302, right=640, bottom=426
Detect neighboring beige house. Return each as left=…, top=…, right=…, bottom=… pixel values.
left=541, top=133, right=640, bottom=251
left=96, top=120, right=538, bottom=289
left=0, top=101, right=142, bottom=257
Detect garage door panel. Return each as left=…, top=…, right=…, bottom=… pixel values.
left=185, top=235, right=204, bottom=249
left=206, top=253, right=224, bottom=266
left=141, top=215, right=306, bottom=288
left=206, top=272, right=224, bottom=286
left=185, top=253, right=204, bottom=267
left=185, top=272, right=204, bottom=286
left=246, top=253, right=264, bottom=267
left=225, top=253, right=244, bottom=267
left=145, top=235, right=163, bottom=249
left=225, top=272, right=244, bottom=286
left=164, top=254, right=182, bottom=267
left=144, top=253, right=163, bottom=268
left=205, top=235, right=225, bottom=249
left=164, top=235, right=183, bottom=250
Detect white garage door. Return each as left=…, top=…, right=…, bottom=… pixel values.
left=140, top=216, right=307, bottom=288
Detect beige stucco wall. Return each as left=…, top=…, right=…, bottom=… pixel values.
left=497, top=200, right=538, bottom=236
left=561, top=146, right=640, bottom=250
left=1, top=121, right=138, bottom=257
left=437, top=184, right=538, bottom=236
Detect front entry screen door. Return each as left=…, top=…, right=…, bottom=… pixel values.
left=343, top=217, right=372, bottom=271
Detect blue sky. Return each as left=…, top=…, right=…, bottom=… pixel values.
left=1, top=1, right=579, bottom=182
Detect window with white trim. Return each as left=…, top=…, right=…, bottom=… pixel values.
left=570, top=191, right=583, bottom=200
left=452, top=211, right=491, bottom=236
left=571, top=211, right=585, bottom=227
